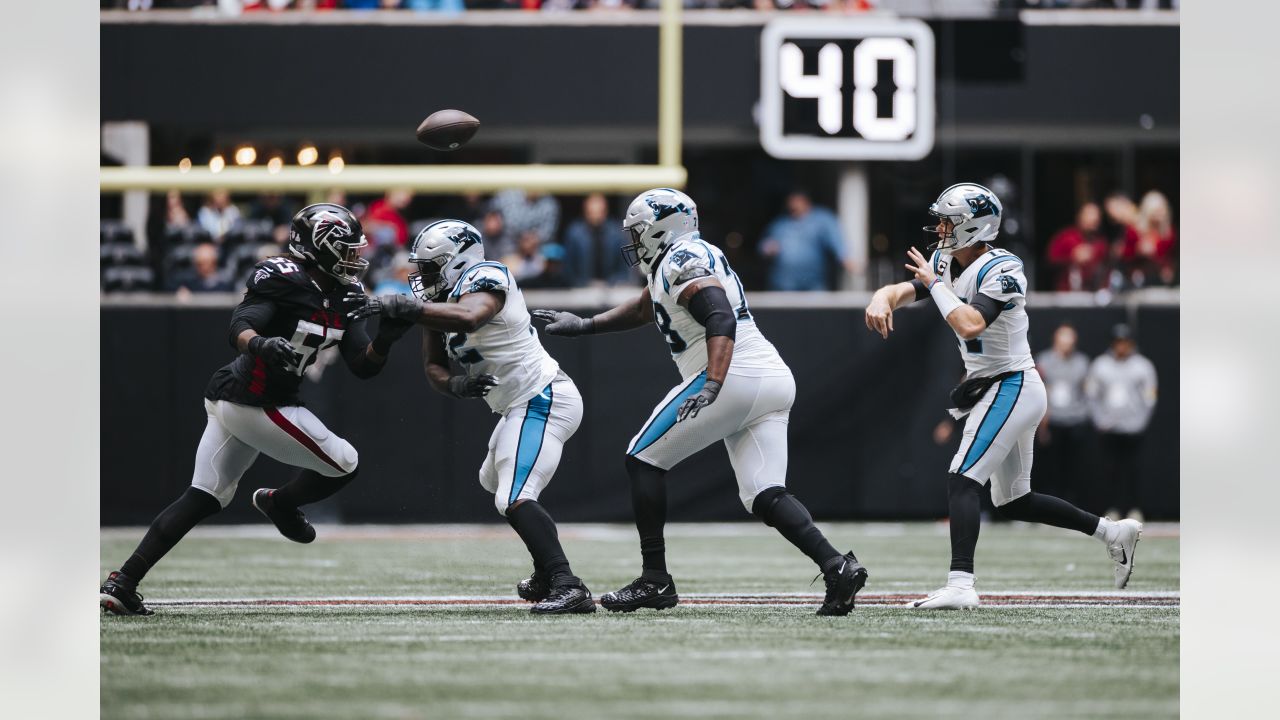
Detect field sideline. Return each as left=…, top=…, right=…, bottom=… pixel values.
left=101, top=522, right=1179, bottom=719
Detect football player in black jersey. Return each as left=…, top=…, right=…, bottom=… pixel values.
left=101, top=204, right=414, bottom=616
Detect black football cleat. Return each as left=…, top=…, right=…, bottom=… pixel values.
left=816, top=552, right=869, bottom=616
left=100, top=572, right=154, bottom=617
left=251, top=488, right=316, bottom=544
left=517, top=572, right=551, bottom=603
left=600, top=574, right=679, bottom=613
left=530, top=583, right=597, bottom=615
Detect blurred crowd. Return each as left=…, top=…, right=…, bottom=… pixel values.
left=1045, top=190, right=1177, bottom=292
left=104, top=0, right=881, bottom=12
left=101, top=185, right=1178, bottom=297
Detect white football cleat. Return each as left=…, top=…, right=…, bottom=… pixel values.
left=907, top=585, right=980, bottom=610
left=1106, top=518, right=1143, bottom=589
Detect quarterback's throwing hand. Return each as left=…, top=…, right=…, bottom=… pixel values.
left=904, top=247, right=937, bottom=287
left=677, top=379, right=722, bottom=422
left=448, top=374, right=499, bottom=399
left=531, top=309, right=594, bottom=337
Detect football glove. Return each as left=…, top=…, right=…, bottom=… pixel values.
left=448, top=374, right=499, bottom=399
left=247, top=335, right=298, bottom=371
left=677, top=379, right=722, bottom=422
left=346, top=292, right=424, bottom=322
left=531, top=309, right=594, bottom=336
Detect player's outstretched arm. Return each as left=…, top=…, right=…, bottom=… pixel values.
left=865, top=281, right=919, bottom=339
left=347, top=291, right=503, bottom=334
left=533, top=286, right=653, bottom=337
left=339, top=314, right=414, bottom=379
left=421, top=330, right=497, bottom=400
left=902, top=246, right=990, bottom=340
left=675, top=278, right=735, bottom=421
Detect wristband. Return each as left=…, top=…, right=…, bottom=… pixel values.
left=929, top=279, right=964, bottom=320
left=927, top=278, right=941, bottom=291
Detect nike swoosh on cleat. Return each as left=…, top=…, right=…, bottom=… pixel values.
left=657, top=585, right=669, bottom=594
left=1119, top=548, right=1128, bottom=565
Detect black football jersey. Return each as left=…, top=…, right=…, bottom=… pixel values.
left=204, top=256, right=370, bottom=407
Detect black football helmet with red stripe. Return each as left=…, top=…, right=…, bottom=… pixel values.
left=288, top=203, right=369, bottom=285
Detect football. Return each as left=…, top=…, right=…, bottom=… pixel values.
left=415, top=109, right=480, bottom=151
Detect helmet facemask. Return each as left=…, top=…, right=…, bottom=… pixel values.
left=621, top=221, right=651, bottom=269
left=317, top=234, right=369, bottom=285
left=409, top=256, right=451, bottom=301
left=925, top=213, right=960, bottom=254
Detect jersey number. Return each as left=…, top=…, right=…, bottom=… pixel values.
left=448, top=332, right=484, bottom=365
left=717, top=252, right=752, bottom=320
left=652, top=303, right=687, bottom=353
left=288, top=320, right=341, bottom=377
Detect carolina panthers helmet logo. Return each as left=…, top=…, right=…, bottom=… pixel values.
left=469, top=276, right=502, bottom=294
left=965, top=194, right=999, bottom=219
left=313, top=212, right=353, bottom=244
left=646, top=197, right=691, bottom=222
left=669, top=249, right=700, bottom=267
left=998, top=274, right=1022, bottom=294
left=446, top=225, right=482, bottom=253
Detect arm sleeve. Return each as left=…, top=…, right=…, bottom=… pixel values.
left=340, top=318, right=382, bottom=379
left=687, top=285, right=736, bottom=341
left=910, top=279, right=931, bottom=302
left=968, top=293, right=1006, bottom=326
left=227, top=295, right=277, bottom=350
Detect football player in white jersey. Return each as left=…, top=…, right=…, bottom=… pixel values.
left=534, top=188, right=868, bottom=616
left=349, top=220, right=593, bottom=614
left=865, top=183, right=1143, bottom=609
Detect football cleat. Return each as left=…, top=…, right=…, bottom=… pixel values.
left=600, top=575, right=679, bottom=613
left=816, top=552, right=869, bottom=616
left=100, top=572, right=154, bottom=616
left=517, top=572, right=551, bottom=603
left=1106, top=518, right=1143, bottom=589
left=530, top=583, right=597, bottom=615
left=908, top=585, right=980, bottom=610
left=251, top=488, right=316, bottom=544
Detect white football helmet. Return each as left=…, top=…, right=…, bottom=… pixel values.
left=408, top=219, right=486, bottom=301
left=925, top=183, right=1003, bottom=254
left=621, top=188, right=698, bottom=273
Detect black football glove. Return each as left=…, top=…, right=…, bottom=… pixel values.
left=448, top=374, right=499, bottom=399
left=531, top=309, right=595, bottom=337
left=346, top=292, right=424, bottom=322
left=677, top=379, right=722, bottom=422
left=247, top=335, right=299, bottom=372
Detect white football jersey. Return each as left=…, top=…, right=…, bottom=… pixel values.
left=648, top=233, right=789, bottom=380
left=443, top=261, right=560, bottom=414
left=930, top=247, right=1036, bottom=378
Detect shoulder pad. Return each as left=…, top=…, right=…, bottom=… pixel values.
left=247, top=256, right=307, bottom=295
left=661, top=243, right=714, bottom=289
left=452, top=263, right=511, bottom=299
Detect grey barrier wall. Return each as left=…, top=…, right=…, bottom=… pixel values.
left=101, top=301, right=1178, bottom=525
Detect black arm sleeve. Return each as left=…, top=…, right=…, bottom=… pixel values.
left=968, top=293, right=1006, bottom=326
left=910, top=279, right=930, bottom=302
left=227, top=295, right=276, bottom=350
left=340, top=318, right=383, bottom=379
left=687, top=286, right=737, bottom=341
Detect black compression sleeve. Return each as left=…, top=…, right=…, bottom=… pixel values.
left=968, top=293, right=1006, bottom=326
left=340, top=319, right=382, bottom=379
left=687, top=286, right=736, bottom=340
left=228, top=296, right=276, bottom=350
left=911, top=279, right=930, bottom=302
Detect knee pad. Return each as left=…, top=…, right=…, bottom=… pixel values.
left=750, top=486, right=789, bottom=525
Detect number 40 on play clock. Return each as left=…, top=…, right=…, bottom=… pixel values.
left=759, top=17, right=936, bottom=161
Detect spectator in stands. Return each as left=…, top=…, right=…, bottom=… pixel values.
left=165, top=189, right=192, bottom=230
left=166, top=242, right=232, bottom=294
left=1119, top=190, right=1177, bottom=287
left=1086, top=324, right=1158, bottom=522
left=372, top=251, right=415, bottom=295
left=521, top=243, right=572, bottom=289
left=562, top=193, right=632, bottom=287
left=1046, top=201, right=1110, bottom=291
left=759, top=190, right=853, bottom=291
left=196, top=189, right=241, bottom=242
left=1035, top=323, right=1093, bottom=505
left=490, top=189, right=559, bottom=246
left=503, top=230, right=547, bottom=282
left=480, top=208, right=513, bottom=260
left=248, top=192, right=296, bottom=229
left=364, top=188, right=413, bottom=248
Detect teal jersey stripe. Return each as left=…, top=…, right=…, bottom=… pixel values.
left=509, top=382, right=553, bottom=505
left=627, top=372, right=707, bottom=457
left=451, top=262, right=510, bottom=298
left=974, top=254, right=1023, bottom=290
left=959, top=372, right=1024, bottom=475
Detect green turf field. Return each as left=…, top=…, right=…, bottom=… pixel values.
left=101, top=522, right=1179, bottom=719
